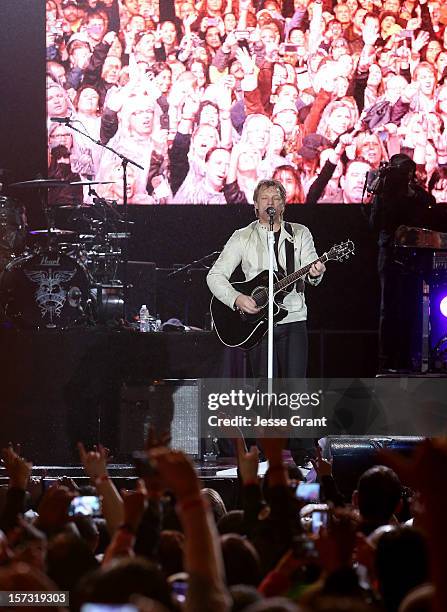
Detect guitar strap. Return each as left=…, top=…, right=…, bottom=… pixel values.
left=284, top=222, right=304, bottom=293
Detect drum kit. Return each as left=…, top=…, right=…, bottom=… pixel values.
left=0, top=176, right=130, bottom=329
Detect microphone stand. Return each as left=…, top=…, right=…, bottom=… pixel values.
left=168, top=251, right=221, bottom=325
left=267, top=210, right=275, bottom=401
left=61, top=118, right=144, bottom=321
left=167, top=251, right=221, bottom=277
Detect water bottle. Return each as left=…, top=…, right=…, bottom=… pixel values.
left=155, top=315, right=162, bottom=332
left=139, top=304, right=150, bottom=333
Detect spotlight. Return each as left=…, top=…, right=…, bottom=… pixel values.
left=440, top=296, right=447, bottom=318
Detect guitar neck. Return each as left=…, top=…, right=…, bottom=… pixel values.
left=274, top=253, right=328, bottom=292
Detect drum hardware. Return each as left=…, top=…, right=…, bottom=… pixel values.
left=0, top=196, right=28, bottom=270
left=69, top=180, right=115, bottom=186
left=3, top=158, right=136, bottom=326
left=58, top=116, right=143, bottom=320
left=9, top=178, right=71, bottom=189
left=106, top=232, right=131, bottom=240
left=91, top=282, right=124, bottom=323
left=9, top=179, right=114, bottom=188
left=29, top=228, right=76, bottom=236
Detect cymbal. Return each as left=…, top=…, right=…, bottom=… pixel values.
left=29, top=228, right=77, bottom=236
left=10, top=178, right=70, bottom=188
left=69, top=181, right=115, bottom=186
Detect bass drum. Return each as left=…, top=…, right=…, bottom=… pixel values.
left=1, top=250, right=91, bottom=329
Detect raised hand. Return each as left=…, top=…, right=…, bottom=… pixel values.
left=103, top=30, right=117, bottom=46
left=218, top=80, right=233, bottom=112
left=309, top=443, right=333, bottom=478
left=77, top=442, right=109, bottom=483
left=434, top=131, right=447, bottom=157
left=37, top=483, right=76, bottom=531
left=1, top=444, right=32, bottom=490
left=401, top=80, right=420, bottom=103
left=362, top=22, right=379, bottom=47
left=235, top=46, right=256, bottom=75
left=149, top=448, right=201, bottom=501
left=121, top=479, right=148, bottom=532
left=261, top=437, right=286, bottom=466
left=236, top=438, right=259, bottom=484
left=222, top=29, right=237, bottom=52
left=183, top=13, right=196, bottom=32
left=411, top=30, right=430, bottom=54
left=181, top=95, right=200, bottom=119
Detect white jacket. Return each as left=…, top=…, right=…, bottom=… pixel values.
left=207, top=220, right=323, bottom=324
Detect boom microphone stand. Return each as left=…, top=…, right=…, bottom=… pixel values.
left=266, top=207, right=275, bottom=399
left=54, top=117, right=144, bottom=320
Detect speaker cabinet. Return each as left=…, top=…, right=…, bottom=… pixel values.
left=119, top=379, right=200, bottom=459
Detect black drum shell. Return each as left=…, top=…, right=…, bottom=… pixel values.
left=1, top=250, right=90, bottom=329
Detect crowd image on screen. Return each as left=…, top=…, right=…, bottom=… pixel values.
left=46, top=0, right=447, bottom=204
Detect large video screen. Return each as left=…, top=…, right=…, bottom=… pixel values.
left=46, top=0, right=447, bottom=205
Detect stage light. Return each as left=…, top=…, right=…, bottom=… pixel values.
left=440, top=296, right=447, bottom=318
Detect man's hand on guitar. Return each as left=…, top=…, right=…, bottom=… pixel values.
left=309, top=261, right=326, bottom=278
left=235, top=294, right=260, bottom=314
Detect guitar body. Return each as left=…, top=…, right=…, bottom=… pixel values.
left=209, top=239, right=354, bottom=350
left=210, top=271, right=289, bottom=350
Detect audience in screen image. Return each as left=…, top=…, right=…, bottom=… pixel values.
left=46, top=0, right=447, bottom=204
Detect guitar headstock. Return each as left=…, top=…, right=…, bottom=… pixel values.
left=326, top=240, right=355, bottom=262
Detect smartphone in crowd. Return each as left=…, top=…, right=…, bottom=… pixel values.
left=81, top=605, right=137, bottom=612
left=234, top=30, right=250, bottom=40
left=296, top=482, right=320, bottom=503
left=311, top=509, right=329, bottom=534
left=292, top=534, right=318, bottom=560
left=171, top=580, right=188, bottom=604
left=42, top=477, right=60, bottom=491
left=281, top=43, right=300, bottom=53
left=68, top=495, right=101, bottom=517
left=397, top=29, right=413, bottom=39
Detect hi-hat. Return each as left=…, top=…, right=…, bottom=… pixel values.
left=10, top=178, right=70, bottom=188
left=69, top=180, right=115, bottom=186
left=29, top=228, right=77, bottom=236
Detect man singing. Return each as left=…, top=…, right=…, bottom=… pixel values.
left=207, top=179, right=325, bottom=378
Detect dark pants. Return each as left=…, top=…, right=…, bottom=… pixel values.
left=248, top=321, right=313, bottom=463
left=248, top=321, right=308, bottom=378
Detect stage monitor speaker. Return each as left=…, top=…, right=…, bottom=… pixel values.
left=125, top=261, right=157, bottom=320
left=327, top=436, right=422, bottom=499
left=119, top=379, right=200, bottom=459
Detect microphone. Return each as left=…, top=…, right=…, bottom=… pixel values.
left=266, top=207, right=276, bottom=216
left=50, top=117, right=71, bottom=123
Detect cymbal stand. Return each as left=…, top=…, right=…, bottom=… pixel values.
left=61, top=118, right=143, bottom=320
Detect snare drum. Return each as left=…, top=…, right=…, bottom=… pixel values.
left=1, top=249, right=90, bottom=329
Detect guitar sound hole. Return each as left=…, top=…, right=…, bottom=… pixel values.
left=252, top=288, right=267, bottom=308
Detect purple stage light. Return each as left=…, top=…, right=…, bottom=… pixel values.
left=440, top=296, right=447, bottom=318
